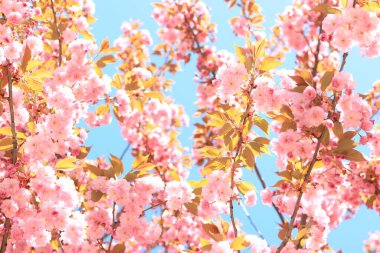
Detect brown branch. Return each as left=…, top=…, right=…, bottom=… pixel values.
left=339, top=52, right=348, bottom=72
left=106, top=202, right=116, bottom=253
left=254, top=164, right=285, bottom=224
left=275, top=127, right=326, bottom=253
left=227, top=82, right=258, bottom=252
left=49, top=0, right=62, bottom=66
left=139, top=201, right=166, bottom=218
left=0, top=63, right=18, bottom=253
left=312, top=24, right=323, bottom=77
left=276, top=52, right=349, bottom=253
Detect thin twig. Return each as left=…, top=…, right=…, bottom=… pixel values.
left=50, top=0, right=62, bottom=66
left=240, top=202, right=265, bottom=240
left=254, top=164, right=285, bottom=224
left=107, top=202, right=116, bottom=253
left=276, top=51, right=349, bottom=253
left=339, top=52, right=348, bottom=72
left=0, top=63, right=18, bottom=253
left=139, top=201, right=166, bottom=218
left=275, top=127, right=326, bottom=253
left=119, top=144, right=130, bottom=161
left=312, top=24, right=323, bottom=77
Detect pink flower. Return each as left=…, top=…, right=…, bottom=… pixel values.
left=230, top=17, right=249, bottom=37
left=332, top=72, right=356, bottom=91
left=216, top=61, right=247, bottom=100
left=332, top=28, right=354, bottom=52
left=303, top=86, right=316, bottom=100
left=260, top=188, right=273, bottom=206
left=304, top=106, right=325, bottom=128
left=245, top=190, right=257, bottom=207
left=0, top=24, right=11, bottom=43
left=364, top=231, right=380, bottom=253
left=1, top=199, right=19, bottom=218
left=4, top=41, right=23, bottom=61
left=165, top=181, right=194, bottom=211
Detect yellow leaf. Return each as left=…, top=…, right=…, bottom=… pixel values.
left=189, top=179, right=208, bottom=188
left=87, top=16, right=97, bottom=24
left=96, top=55, right=116, bottom=68
left=22, top=77, right=43, bottom=93
left=254, top=39, right=266, bottom=59
left=91, top=190, right=104, bottom=202
left=50, top=239, right=59, bottom=251
left=295, top=228, right=308, bottom=240
left=198, top=146, right=222, bottom=158
left=0, top=137, right=13, bottom=151
left=242, top=146, right=255, bottom=169
left=231, top=236, right=250, bottom=250
left=234, top=44, right=247, bottom=64
left=342, top=149, right=367, bottom=162
left=143, top=77, right=158, bottom=89
left=55, top=157, right=79, bottom=171
left=132, top=154, right=149, bottom=170
left=26, top=60, right=44, bottom=71
left=321, top=71, right=335, bottom=91
left=170, top=170, right=181, bottom=181
left=111, top=243, right=126, bottom=253
left=237, top=181, right=255, bottom=195
left=184, top=201, right=198, bottom=216
left=289, top=75, right=308, bottom=86
left=253, top=116, right=269, bottom=135
left=21, top=45, right=31, bottom=72
left=111, top=74, right=122, bottom=89
left=260, top=57, right=282, bottom=71
left=207, top=112, right=228, bottom=127
left=0, top=127, right=27, bottom=139
left=202, top=223, right=225, bottom=242
left=29, top=69, right=54, bottom=79
left=145, top=91, right=163, bottom=100
left=254, top=137, right=270, bottom=145
left=109, top=154, right=124, bottom=176
left=299, top=70, right=313, bottom=86
left=321, top=128, right=330, bottom=146
left=99, top=38, right=110, bottom=53
left=313, top=3, right=343, bottom=14
left=362, top=1, right=380, bottom=12
left=95, top=104, right=110, bottom=116
left=81, top=30, right=95, bottom=41
left=137, top=162, right=156, bottom=171
left=333, top=122, right=343, bottom=139
left=341, top=0, right=348, bottom=8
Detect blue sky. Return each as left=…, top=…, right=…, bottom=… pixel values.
left=88, top=1, right=380, bottom=252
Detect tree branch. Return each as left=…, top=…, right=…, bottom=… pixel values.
left=311, top=24, right=323, bottom=77
left=119, top=143, right=130, bottom=161
left=254, top=164, right=285, bottom=224
left=50, top=0, right=63, bottom=66
left=276, top=52, right=349, bottom=253
left=0, top=63, right=18, bottom=253
left=106, top=202, right=116, bottom=253
left=240, top=202, right=265, bottom=240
